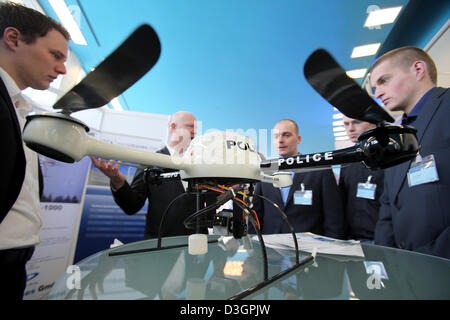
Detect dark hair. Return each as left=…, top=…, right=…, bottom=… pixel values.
left=370, top=46, right=437, bottom=85
left=0, top=2, right=70, bottom=44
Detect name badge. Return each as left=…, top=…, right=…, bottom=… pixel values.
left=294, top=183, right=313, bottom=205
left=407, top=154, right=439, bottom=187
left=356, top=175, right=376, bottom=200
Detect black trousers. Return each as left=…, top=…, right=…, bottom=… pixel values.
left=0, top=246, right=35, bottom=300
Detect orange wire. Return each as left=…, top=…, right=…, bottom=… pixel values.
left=232, top=197, right=261, bottom=231
left=198, top=184, right=261, bottom=231
left=199, top=184, right=224, bottom=193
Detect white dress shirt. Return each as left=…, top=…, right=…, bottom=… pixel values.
left=0, top=67, right=42, bottom=250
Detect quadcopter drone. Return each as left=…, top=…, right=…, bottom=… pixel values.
left=23, top=24, right=419, bottom=186
left=22, top=25, right=419, bottom=299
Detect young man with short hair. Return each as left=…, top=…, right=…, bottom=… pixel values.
left=370, top=46, right=450, bottom=259
left=0, top=2, right=70, bottom=300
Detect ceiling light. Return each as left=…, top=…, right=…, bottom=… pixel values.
left=332, top=113, right=343, bottom=119
left=346, top=68, right=367, bottom=79
left=333, top=120, right=344, bottom=126
left=334, top=131, right=348, bottom=137
left=351, top=43, right=381, bottom=58
left=110, top=97, right=124, bottom=111
left=333, top=126, right=346, bottom=132
left=335, top=136, right=350, bottom=141
left=364, top=6, right=403, bottom=28
left=49, top=0, right=87, bottom=45
left=223, top=261, right=243, bottom=277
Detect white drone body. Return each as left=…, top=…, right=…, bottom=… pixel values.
left=23, top=113, right=293, bottom=188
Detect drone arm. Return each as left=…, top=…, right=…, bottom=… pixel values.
left=23, top=114, right=190, bottom=171
left=85, top=137, right=188, bottom=171
left=260, top=145, right=363, bottom=174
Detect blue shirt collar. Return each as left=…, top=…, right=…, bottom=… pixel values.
left=402, top=87, right=435, bottom=125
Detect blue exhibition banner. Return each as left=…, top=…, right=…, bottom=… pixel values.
left=74, top=163, right=147, bottom=263
left=25, top=156, right=91, bottom=300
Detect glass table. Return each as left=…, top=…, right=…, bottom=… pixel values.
left=48, top=234, right=450, bottom=300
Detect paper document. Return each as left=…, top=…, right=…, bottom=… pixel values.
left=253, top=232, right=365, bottom=258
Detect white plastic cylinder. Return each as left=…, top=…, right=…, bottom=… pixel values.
left=188, top=234, right=208, bottom=255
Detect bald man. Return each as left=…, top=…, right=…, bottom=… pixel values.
left=92, top=111, right=214, bottom=239
left=338, top=115, right=382, bottom=242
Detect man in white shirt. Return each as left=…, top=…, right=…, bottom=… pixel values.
left=0, top=2, right=70, bottom=300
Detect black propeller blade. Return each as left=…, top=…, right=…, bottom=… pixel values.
left=304, top=49, right=394, bottom=124
left=54, top=24, right=161, bottom=114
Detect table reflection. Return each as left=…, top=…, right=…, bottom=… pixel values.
left=48, top=235, right=450, bottom=300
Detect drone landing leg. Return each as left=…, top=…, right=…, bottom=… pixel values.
left=108, top=239, right=219, bottom=257
left=228, top=255, right=314, bottom=300
left=196, top=186, right=201, bottom=234
left=228, top=191, right=314, bottom=300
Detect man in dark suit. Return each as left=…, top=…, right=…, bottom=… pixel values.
left=252, top=119, right=345, bottom=239
left=92, top=111, right=215, bottom=239
left=338, top=115, right=382, bottom=241
left=0, top=2, right=70, bottom=300
left=370, top=46, right=450, bottom=259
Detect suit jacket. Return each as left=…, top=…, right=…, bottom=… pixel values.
left=252, top=168, right=345, bottom=239
left=375, top=87, right=450, bottom=259
left=112, top=147, right=216, bottom=239
left=0, top=76, right=26, bottom=224
left=339, top=162, right=384, bottom=240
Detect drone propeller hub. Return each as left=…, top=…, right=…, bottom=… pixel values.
left=359, top=125, right=419, bottom=170
left=23, top=113, right=89, bottom=163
